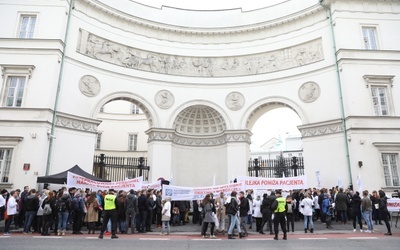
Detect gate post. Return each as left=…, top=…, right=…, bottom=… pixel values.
left=254, top=158, right=260, bottom=177
left=292, top=156, right=298, bottom=177
left=139, top=156, right=144, bottom=177
left=99, top=153, right=105, bottom=179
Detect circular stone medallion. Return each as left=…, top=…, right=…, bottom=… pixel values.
left=79, top=75, right=101, bottom=97
left=226, top=92, right=245, bottom=111
left=155, top=90, right=174, bottom=109
left=298, top=82, right=320, bottom=103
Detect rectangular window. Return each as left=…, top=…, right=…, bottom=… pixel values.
left=0, top=149, right=13, bottom=183
left=130, top=104, right=140, bottom=114
left=371, top=86, right=388, bottom=116
left=382, top=153, right=399, bottom=186
left=128, top=134, right=138, bottom=151
left=19, top=15, right=36, bottom=38
left=362, top=27, right=378, bottom=50
left=3, top=77, right=26, bottom=107
left=95, top=133, right=102, bottom=150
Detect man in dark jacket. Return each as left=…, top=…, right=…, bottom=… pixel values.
left=335, top=188, right=349, bottom=224
left=238, top=191, right=249, bottom=236
left=155, top=191, right=162, bottom=228
left=23, top=189, right=39, bottom=234
left=125, top=189, right=138, bottom=234
left=137, top=190, right=149, bottom=233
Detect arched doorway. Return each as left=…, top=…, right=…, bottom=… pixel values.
left=244, top=100, right=306, bottom=178
left=91, top=95, right=156, bottom=181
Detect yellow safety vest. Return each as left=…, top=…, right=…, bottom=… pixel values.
left=104, top=194, right=116, bottom=210
left=274, top=196, right=286, bottom=213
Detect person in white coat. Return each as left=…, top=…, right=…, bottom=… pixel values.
left=161, top=197, right=171, bottom=235
left=4, top=190, right=18, bottom=235
left=252, top=195, right=262, bottom=232
left=301, top=194, right=314, bottom=233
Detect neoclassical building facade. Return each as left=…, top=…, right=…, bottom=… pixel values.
left=0, top=0, right=399, bottom=192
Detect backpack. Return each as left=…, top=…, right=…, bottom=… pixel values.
left=58, top=200, right=67, bottom=212
left=287, top=203, right=293, bottom=213
left=43, top=204, right=52, bottom=215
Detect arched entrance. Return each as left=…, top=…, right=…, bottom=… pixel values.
left=91, top=93, right=157, bottom=181
left=243, top=98, right=307, bottom=178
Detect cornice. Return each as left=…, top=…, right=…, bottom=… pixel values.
left=146, top=128, right=252, bottom=146
left=298, top=119, right=344, bottom=138
left=75, top=0, right=325, bottom=44
left=55, top=112, right=102, bottom=133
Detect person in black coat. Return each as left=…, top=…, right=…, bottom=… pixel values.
left=137, top=190, right=149, bottom=233
left=351, top=192, right=362, bottom=232
left=259, top=193, right=272, bottom=234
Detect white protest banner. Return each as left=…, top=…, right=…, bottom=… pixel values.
left=387, top=198, right=400, bottom=212
left=142, top=180, right=162, bottom=190
left=162, top=182, right=245, bottom=201
left=67, top=172, right=143, bottom=191
left=237, top=175, right=307, bottom=190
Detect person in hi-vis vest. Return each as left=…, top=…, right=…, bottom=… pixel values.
left=99, top=189, right=119, bottom=239
left=272, top=190, right=287, bottom=240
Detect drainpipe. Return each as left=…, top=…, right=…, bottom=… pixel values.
left=319, top=0, right=353, bottom=186
left=45, top=0, right=75, bottom=176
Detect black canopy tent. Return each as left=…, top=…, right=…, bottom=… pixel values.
left=37, top=164, right=110, bottom=184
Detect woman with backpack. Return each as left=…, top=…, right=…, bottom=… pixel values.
left=41, top=191, right=56, bottom=236
left=56, top=192, right=71, bottom=236
left=286, top=195, right=295, bottom=232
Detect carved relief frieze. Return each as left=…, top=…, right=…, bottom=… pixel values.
left=147, top=129, right=251, bottom=146
left=55, top=116, right=99, bottom=133
left=299, top=120, right=343, bottom=138
left=77, top=29, right=324, bottom=78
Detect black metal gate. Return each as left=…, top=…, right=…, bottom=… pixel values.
left=93, top=154, right=150, bottom=182
left=248, top=156, right=304, bottom=178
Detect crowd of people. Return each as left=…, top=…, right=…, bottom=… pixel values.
left=0, top=185, right=395, bottom=240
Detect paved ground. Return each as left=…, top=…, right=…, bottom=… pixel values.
left=1, top=216, right=399, bottom=239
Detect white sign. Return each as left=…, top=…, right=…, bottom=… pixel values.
left=162, top=182, right=245, bottom=201
left=142, top=180, right=162, bottom=190
left=387, top=198, right=400, bottom=212
left=237, top=175, right=307, bottom=190
left=67, top=172, right=143, bottom=191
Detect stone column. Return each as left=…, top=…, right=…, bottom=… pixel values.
left=225, top=130, right=252, bottom=183
left=146, top=128, right=174, bottom=182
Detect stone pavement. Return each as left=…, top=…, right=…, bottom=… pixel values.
left=2, top=216, right=399, bottom=237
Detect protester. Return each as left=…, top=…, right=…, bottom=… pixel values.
left=351, top=191, right=363, bottom=232
left=301, top=194, right=314, bottom=233
left=57, top=191, right=71, bottom=236
left=23, top=189, right=39, bottom=234
left=361, top=190, right=373, bottom=233
left=201, top=194, right=216, bottom=238
left=322, top=193, right=333, bottom=229
left=286, top=195, right=295, bottom=232
left=41, top=190, right=56, bottom=236
left=161, top=197, right=171, bottom=235
left=378, top=190, right=392, bottom=236
left=3, top=190, right=18, bottom=235
left=238, top=191, right=249, bottom=236
left=215, top=192, right=227, bottom=235
left=226, top=191, right=244, bottom=239
left=259, top=193, right=272, bottom=235
left=125, top=189, right=138, bottom=234
left=85, top=192, right=100, bottom=234
left=252, top=195, right=262, bottom=233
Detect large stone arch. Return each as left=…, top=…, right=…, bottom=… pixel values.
left=91, top=91, right=159, bottom=128
left=241, top=96, right=309, bottom=131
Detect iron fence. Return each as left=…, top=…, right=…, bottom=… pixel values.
left=248, top=156, right=304, bottom=178
left=93, top=154, right=149, bottom=182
